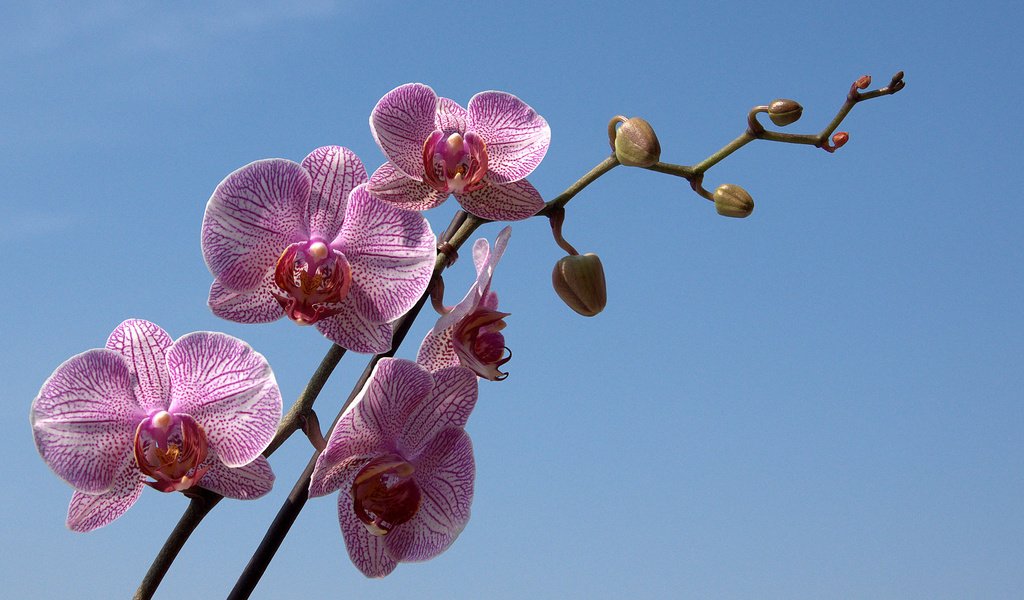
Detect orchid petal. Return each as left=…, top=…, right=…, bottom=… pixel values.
left=202, top=159, right=310, bottom=292
left=435, top=97, right=468, bottom=136
left=66, top=459, right=145, bottom=532
left=455, top=179, right=544, bottom=222
left=467, top=91, right=550, bottom=183
left=401, top=367, right=478, bottom=456
left=310, top=453, right=372, bottom=499
left=314, top=295, right=394, bottom=354
left=105, top=319, right=172, bottom=413
left=367, top=162, right=449, bottom=212
left=31, top=349, right=142, bottom=494
left=436, top=227, right=511, bottom=331
left=415, top=326, right=459, bottom=374
left=370, top=83, right=439, bottom=180
left=336, top=185, right=436, bottom=323
left=301, top=146, right=368, bottom=240
left=339, top=486, right=398, bottom=578
left=200, top=454, right=274, bottom=500
left=208, top=274, right=284, bottom=324
left=166, top=332, right=281, bottom=467
left=387, top=428, right=474, bottom=562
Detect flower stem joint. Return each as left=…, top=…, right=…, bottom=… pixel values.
left=552, top=253, right=607, bottom=317
left=713, top=184, right=754, bottom=218
left=609, top=116, right=661, bottom=167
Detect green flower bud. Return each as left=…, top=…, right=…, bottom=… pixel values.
left=767, top=98, right=803, bottom=127
left=552, top=253, right=607, bottom=317
left=612, top=117, right=661, bottom=167
left=713, top=184, right=754, bottom=218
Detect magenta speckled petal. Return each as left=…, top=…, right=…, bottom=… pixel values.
left=165, top=332, right=281, bottom=467
left=386, top=427, right=474, bottom=562
left=202, top=158, right=311, bottom=292
left=31, top=349, right=143, bottom=494
left=415, top=326, right=459, bottom=374
left=105, top=319, right=172, bottom=413
left=401, top=366, right=478, bottom=456
left=455, top=178, right=544, bottom=221
left=435, top=97, right=468, bottom=136
left=339, top=486, right=398, bottom=578
left=200, top=454, right=274, bottom=499
left=370, top=83, right=439, bottom=180
left=66, top=458, right=145, bottom=532
left=301, top=146, right=368, bottom=240
left=208, top=275, right=284, bottom=324
left=314, top=295, right=394, bottom=354
left=336, top=185, right=436, bottom=323
left=367, top=162, right=449, bottom=212
left=310, top=453, right=372, bottom=499
left=437, top=227, right=511, bottom=331
left=467, top=91, right=550, bottom=183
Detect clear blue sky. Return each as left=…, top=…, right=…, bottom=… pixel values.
left=3, top=1, right=1021, bottom=598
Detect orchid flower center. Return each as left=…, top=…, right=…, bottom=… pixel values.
left=422, top=131, right=489, bottom=195
left=351, top=454, right=420, bottom=536
left=273, top=240, right=353, bottom=325
left=133, top=411, right=209, bottom=493
left=453, top=307, right=512, bottom=381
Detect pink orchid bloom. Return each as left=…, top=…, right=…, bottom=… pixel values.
left=202, top=146, right=436, bottom=354
left=309, top=358, right=478, bottom=577
left=30, top=319, right=281, bottom=532
left=418, top=226, right=512, bottom=381
left=368, top=83, right=550, bottom=221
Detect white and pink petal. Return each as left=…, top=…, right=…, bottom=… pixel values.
left=367, top=162, right=449, bottom=212
left=314, top=296, right=394, bottom=354
left=467, top=91, right=550, bottom=183
left=339, top=488, right=399, bottom=578
left=415, top=326, right=460, bottom=374
left=66, top=458, right=145, bottom=532
left=208, top=276, right=284, bottom=325
left=105, top=319, right=172, bottom=413
left=370, top=83, right=439, bottom=180
left=455, top=178, right=544, bottom=222
left=435, top=97, right=468, bottom=136
left=400, top=367, right=478, bottom=456
left=200, top=455, right=274, bottom=499
left=301, top=146, right=367, bottom=241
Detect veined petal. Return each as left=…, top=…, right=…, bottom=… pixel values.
left=105, top=319, right=172, bottom=413
left=455, top=179, right=544, bottom=222
left=336, top=185, right=436, bottom=323
left=314, top=295, right=394, bottom=354
left=415, top=326, right=459, bottom=374
left=310, top=453, right=372, bottom=499
left=435, top=97, right=467, bottom=136
left=436, top=227, right=511, bottom=332
left=166, top=332, right=281, bottom=468
left=467, top=91, right=550, bottom=183
left=66, top=458, right=145, bottom=532
left=31, top=349, right=142, bottom=494
left=208, top=275, right=284, bottom=324
left=339, top=486, right=398, bottom=577
left=301, top=146, right=368, bottom=240
left=400, top=366, right=478, bottom=456
left=387, top=428, right=474, bottom=561
left=202, top=158, right=311, bottom=292
left=370, top=83, right=439, bottom=180
left=200, top=454, right=274, bottom=500
left=368, top=162, right=449, bottom=212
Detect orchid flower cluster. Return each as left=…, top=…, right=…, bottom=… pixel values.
left=29, top=74, right=904, bottom=596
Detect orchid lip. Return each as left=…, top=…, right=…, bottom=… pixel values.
left=273, top=240, right=353, bottom=325
left=352, top=454, right=421, bottom=536
left=133, top=412, right=209, bottom=493
left=422, top=130, right=489, bottom=195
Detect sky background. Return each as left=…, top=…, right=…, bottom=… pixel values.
left=2, top=1, right=1021, bottom=598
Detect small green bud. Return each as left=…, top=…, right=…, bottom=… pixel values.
left=767, top=98, right=803, bottom=127
left=612, top=117, right=661, bottom=167
left=713, top=184, right=754, bottom=218
left=552, top=253, right=607, bottom=317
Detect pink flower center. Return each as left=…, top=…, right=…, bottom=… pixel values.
left=453, top=307, right=512, bottom=381
left=133, top=411, right=209, bottom=493
left=422, top=131, right=489, bottom=195
left=351, top=454, right=420, bottom=536
left=273, top=240, right=352, bottom=325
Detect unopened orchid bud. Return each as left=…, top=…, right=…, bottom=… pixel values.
left=713, top=184, right=754, bottom=218
left=612, top=117, right=661, bottom=167
left=552, top=253, right=607, bottom=317
left=767, top=99, right=803, bottom=127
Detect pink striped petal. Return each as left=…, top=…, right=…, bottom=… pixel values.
left=105, top=319, right=172, bottom=413
left=202, top=159, right=311, bottom=292
left=208, top=275, right=284, bottom=324
left=370, top=83, right=439, bottom=180
left=31, top=349, right=142, bottom=494
left=467, top=91, right=550, bottom=183
left=435, top=97, right=467, bottom=136
left=367, top=162, right=449, bottom=212
left=386, top=427, right=474, bottom=562
left=310, top=453, right=372, bottom=499
left=437, top=227, right=511, bottom=331
left=415, top=326, right=459, bottom=374
left=66, top=458, right=145, bottom=532
left=455, top=179, right=544, bottom=222
left=165, top=332, right=281, bottom=468
left=200, top=455, right=274, bottom=499
left=400, top=366, right=478, bottom=456
left=339, top=486, right=398, bottom=577
left=314, top=295, right=394, bottom=354
left=336, top=185, right=436, bottom=323
left=301, top=146, right=367, bottom=240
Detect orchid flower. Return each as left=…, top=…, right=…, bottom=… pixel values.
left=309, top=358, right=477, bottom=577
left=368, top=83, right=550, bottom=221
left=30, top=319, right=281, bottom=532
left=418, top=226, right=512, bottom=381
left=202, top=146, right=436, bottom=354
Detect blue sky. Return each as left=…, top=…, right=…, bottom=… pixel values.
left=2, top=1, right=1021, bottom=598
